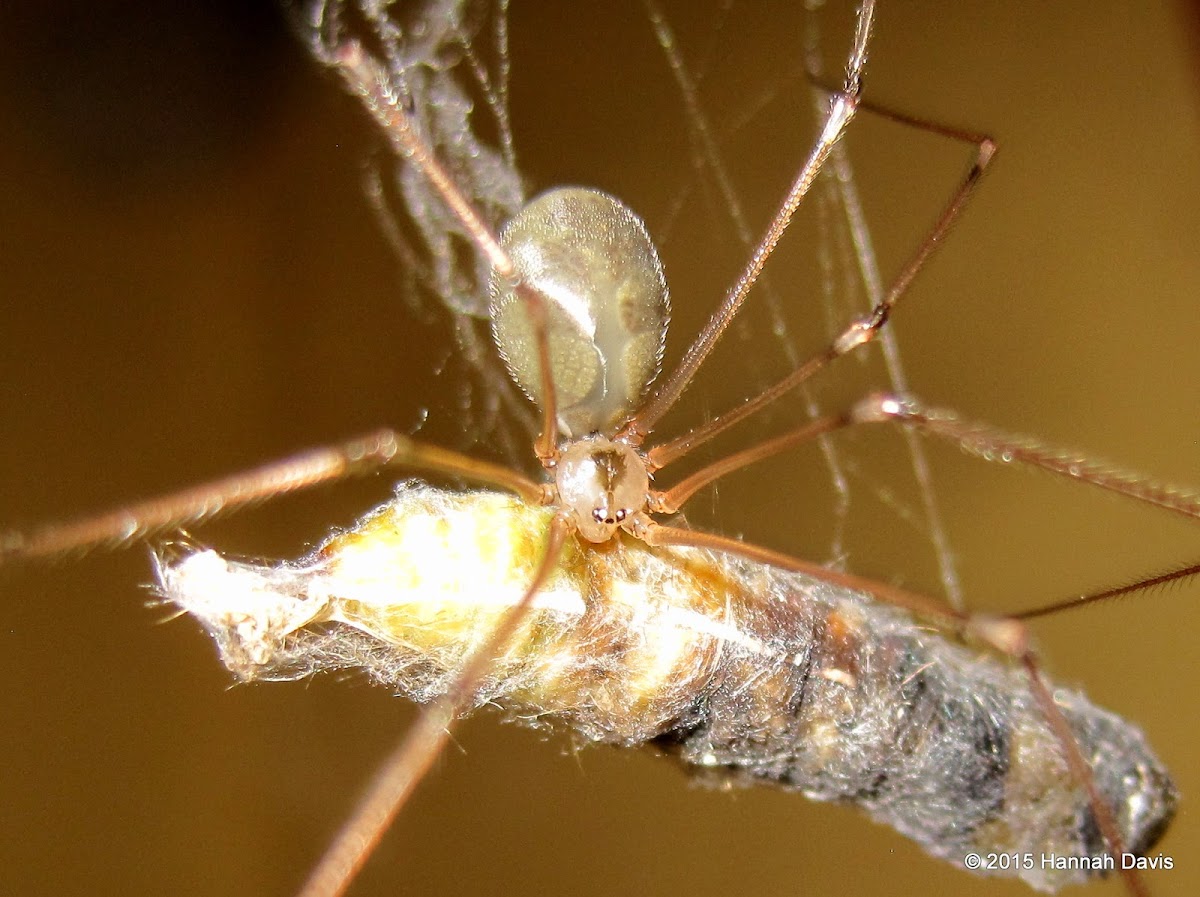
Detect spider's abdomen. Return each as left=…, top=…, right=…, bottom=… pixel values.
left=489, top=187, right=669, bottom=437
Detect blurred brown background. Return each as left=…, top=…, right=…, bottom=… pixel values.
left=1, top=2, right=1198, bottom=896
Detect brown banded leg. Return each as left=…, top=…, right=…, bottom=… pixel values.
left=643, top=0, right=868, bottom=597
left=804, top=53, right=1003, bottom=613
left=330, top=40, right=562, bottom=463
left=641, top=1, right=999, bottom=616
left=1013, top=561, right=1200, bottom=621
left=620, top=0, right=876, bottom=443
left=296, top=512, right=572, bottom=897
left=638, top=121, right=995, bottom=469
left=648, top=392, right=1200, bottom=526
left=0, top=430, right=544, bottom=565
left=855, top=393, right=1200, bottom=522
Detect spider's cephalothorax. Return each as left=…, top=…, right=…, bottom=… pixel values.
left=554, top=436, right=650, bottom=542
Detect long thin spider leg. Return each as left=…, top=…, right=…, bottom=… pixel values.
left=808, top=66, right=997, bottom=149
left=638, top=521, right=1147, bottom=897
left=295, top=512, right=572, bottom=897
left=1021, top=657, right=1147, bottom=897
left=638, top=520, right=961, bottom=625
left=806, top=42, right=979, bottom=609
left=652, top=412, right=854, bottom=514
left=644, top=0, right=859, bottom=584
left=861, top=393, right=1200, bottom=522
left=1016, top=560, right=1200, bottom=621
left=645, top=127, right=996, bottom=471
left=330, top=46, right=509, bottom=273
left=0, top=431, right=543, bottom=565
left=332, top=40, right=561, bottom=462
left=620, top=0, right=874, bottom=443
left=655, top=390, right=1200, bottom=536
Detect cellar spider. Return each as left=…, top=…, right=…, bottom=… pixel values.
left=2, top=3, right=1198, bottom=897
